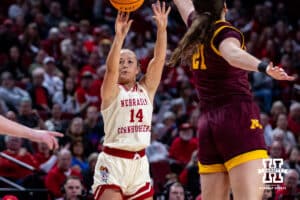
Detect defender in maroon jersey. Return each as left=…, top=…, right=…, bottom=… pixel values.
left=169, top=0, right=295, bottom=199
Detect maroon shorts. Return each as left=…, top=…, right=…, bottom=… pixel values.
left=197, top=100, right=268, bottom=173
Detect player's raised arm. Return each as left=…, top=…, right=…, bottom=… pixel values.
left=101, top=12, right=133, bottom=110
left=173, top=0, right=194, bottom=26
left=140, top=1, right=170, bottom=101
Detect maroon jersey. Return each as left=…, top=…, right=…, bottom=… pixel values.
left=191, top=20, right=252, bottom=110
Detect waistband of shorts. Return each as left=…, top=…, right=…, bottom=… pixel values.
left=103, top=146, right=146, bottom=159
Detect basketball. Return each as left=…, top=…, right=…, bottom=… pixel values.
left=109, top=0, right=144, bottom=12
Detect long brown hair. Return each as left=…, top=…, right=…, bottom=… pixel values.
left=168, top=0, right=225, bottom=67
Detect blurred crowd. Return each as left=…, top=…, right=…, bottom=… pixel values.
left=0, top=0, right=299, bottom=200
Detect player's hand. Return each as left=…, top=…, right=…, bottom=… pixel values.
left=152, top=1, right=171, bottom=31
left=115, top=12, right=133, bottom=39
left=266, top=62, right=295, bottom=81
left=31, top=130, right=63, bottom=150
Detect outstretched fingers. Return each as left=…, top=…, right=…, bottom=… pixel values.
left=267, top=64, right=296, bottom=81
left=49, top=131, right=63, bottom=137
left=52, top=136, right=59, bottom=150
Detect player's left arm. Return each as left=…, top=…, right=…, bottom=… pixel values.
left=0, top=115, right=63, bottom=150
left=141, top=1, right=171, bottom=101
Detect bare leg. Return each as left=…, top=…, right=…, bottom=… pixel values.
left=229, top=159, right=264, bottom=200
left=200, top=172, right=230, bottom=200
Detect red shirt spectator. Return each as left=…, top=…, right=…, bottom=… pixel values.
left=0, top=136, right=38, bottom=180
left=44, top=149, right=81, bottom=198
left=274, top=169, right=300, bottom=200
left=169, top=123, right=198, bottom=165
left=75, top=71, right=100, bottom=111
left=41, top=28, right=62, bottom=60
left=33, top=142, right=52, bottom=166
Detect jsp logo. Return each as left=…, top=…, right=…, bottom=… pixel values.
left=258, top=159, right=288, bottom=183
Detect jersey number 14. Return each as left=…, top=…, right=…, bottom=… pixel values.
left=130, top=109, right=144, bottom=122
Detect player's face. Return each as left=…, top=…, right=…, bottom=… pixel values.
left=118, top=50, right=139, bottom=84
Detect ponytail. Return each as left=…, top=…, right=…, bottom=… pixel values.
left=168, top=13, right=214, bottom=67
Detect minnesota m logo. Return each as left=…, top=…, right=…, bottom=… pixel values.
left=250, top=119, right=262, bottom=129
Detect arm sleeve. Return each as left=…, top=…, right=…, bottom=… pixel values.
left=213, top=26, right=244, bottom=50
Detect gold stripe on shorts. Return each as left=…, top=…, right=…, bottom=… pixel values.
left=224, top=149, right=269, bottom=171
left=198, top=162, right=227, bottom=174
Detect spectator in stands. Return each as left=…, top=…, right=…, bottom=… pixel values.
left=28, top=67, right=52, bottom=113
left=83, top=106, right=104, bottom=152
left=260, top=112, right=273, bottom=147
left=270, top=101, right=287, bottom=128
left=251, top=63, right=274, bottom=113
left=83, top=152, right=98, bottom=194
left=80, top=51, right=100, bottom=76
left=0, top=71, right=31, bottom=112
left=61, top=117, right=93, bottom=157
left=45, top=149, right=81, bottom=199
left=28, top=49, right=47, bottom=73
left=60, top=25, right=78, bottom=57
left=58, top=21, right=69, bottom=39
left=0, top=111, right=16, bottom=151
left=0, top=19, right=19, bottom=59
left=170, top=98, right=187, bottom=125
left=33, top=11, right=49, bottom=39
left=75, top=71, right=100, bottom=113
left=45, top=103, right=68, bottom=133
left=160, top=111, right=177, bottom=146
left=17, top=98, right=44, bottom=129
left=41, top=27, right=62, bottom=60
left=0, top=136, right=38, bottom=181
left=57, top=176, right=85, bottom=200
left=78, top=19, right=92, bottom=42
left=269, top=140, right=286, bottom=159
left=19, top=22, right=40, bottom=59
left=274, top=169, right=300, bottom=199
left=70, top=140, right=88, bottom=172
left=92, top=65, right=105, bottom=104
left=53, top=76, right=80, bottom=115
left=164, top=182, right=186, bottom=200
left=169, top=123, right=198, bottom=169
left=277, top=54, right=297, bottom=104
left=45, top=1, right=69, bottom=28
left=283, top=146, right=300, bottom=176
left=3, top=46, right=30, bottom=83
left=42, top=56, right=63, bottom=96
left=271, top=113, right=296, bottom=153
left=97, top=39, right=112, bottom=65
left=262, top=186, right=273, bottom=200
left=146, top=123, right=169, bottom=163
left=33, top=142, right=52, bottom=167
left=2, top=195, right=19, bottom=200
left=288, top=102, right=300, bottom=140
left=82, top=27, right=102, bottom=54
left=179, top=150, right=200, bottom=199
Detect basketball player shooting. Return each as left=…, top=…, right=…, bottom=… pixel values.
left=92, top=1, right=170, bottom=200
